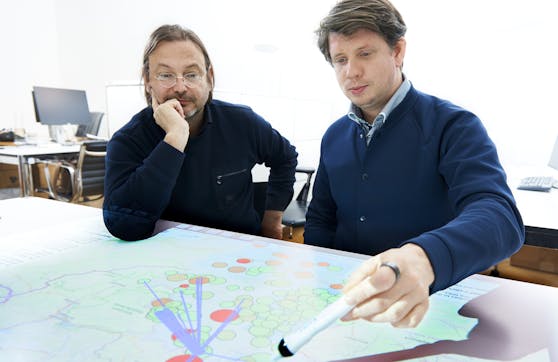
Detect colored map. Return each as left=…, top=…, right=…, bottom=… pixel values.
left=0, top=219, right=546, bottom=361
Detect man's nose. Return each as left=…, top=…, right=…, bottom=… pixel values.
left=172, top=77, right=188, bottom=92
left=345, top=59, right=361, bottom=79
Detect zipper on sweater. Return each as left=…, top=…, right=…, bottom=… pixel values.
left=216, top=168, right=247, bottom=185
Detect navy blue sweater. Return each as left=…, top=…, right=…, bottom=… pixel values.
left=305, top=86, right=524, bottom=293
left=103, top=100, right=297, bottom=241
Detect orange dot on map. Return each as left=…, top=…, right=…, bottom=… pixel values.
left=210, top=309, right=239, bottom=323
left=167, top=354, right=203, bottom=362
left=189, top=276, right=210, bottom=284
left=228, top=266, right=246, bottom=273
left=273, top=252, right=289, bottom=259
left=179, top=284, right=189, bottom=288
left=151, top=297, right=173, bottom=307
left=237, top=258, right=251, bottom=264
left=318, top=262, right=330, bottom=267
left=266, top=259, right=282, bottom=266
left=330, top=283, right=344, bottom=290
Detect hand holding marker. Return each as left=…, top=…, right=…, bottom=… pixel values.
left=277, top=261, right=401, bottom=357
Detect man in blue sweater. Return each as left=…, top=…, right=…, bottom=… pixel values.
left=103, top=25, right=297, bottom=241
left=305, top=0, right=524, bottom=328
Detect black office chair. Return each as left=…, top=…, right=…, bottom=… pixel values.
left=37, top=140, right=107, bottom=203
left=253, top=167, right=316, bottom=241
left=282, top=167, right=315, bottom=239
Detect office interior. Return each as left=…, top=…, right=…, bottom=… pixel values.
left=1, top=0, right=557, bottom=360
left=1, top=0, right=557, bottom=259
left=0, top=0, right=557, bottom=355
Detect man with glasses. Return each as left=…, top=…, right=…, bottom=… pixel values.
left=103, top=24, right=297, bottom=241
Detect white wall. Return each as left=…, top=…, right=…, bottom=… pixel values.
left=2, top=0, right=557, bottom=172
left=0, top=0, right=61, bottom=139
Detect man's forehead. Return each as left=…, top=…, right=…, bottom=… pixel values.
left=329, top=29, right=383, bottom=51
left=150, top=40, right=206, bottom=68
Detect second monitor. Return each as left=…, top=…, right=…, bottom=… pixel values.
left=32, top=86, right=92, bottom=143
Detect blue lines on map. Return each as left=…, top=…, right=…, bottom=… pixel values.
left=0, top=285, right=13, bottom=304
left=145, top=278, right=243, bottom=361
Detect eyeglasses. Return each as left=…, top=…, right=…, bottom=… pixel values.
left=154, top=72, right=205, bottom=88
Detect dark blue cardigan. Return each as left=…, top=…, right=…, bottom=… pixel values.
left=103, top=100, right=297, bottom=241
left=305, top=86, right=524, bottom=293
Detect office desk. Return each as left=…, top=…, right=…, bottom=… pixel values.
left=0, top=143, right=80, bottom=196
left=1, top=197, right=557, bottom=361
left=495, top=167, right=558, bottom=285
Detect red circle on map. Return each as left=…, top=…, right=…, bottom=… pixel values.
left=166, top=355, right=203, bottom=362
left=179, top=284, right=189, bottom=288
left=237, top=258, right=251, bottom=264
left=210, top=309, right=239, bottom=323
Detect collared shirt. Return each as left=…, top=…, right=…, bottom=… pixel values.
left=348, top=76, right=412, bottom=145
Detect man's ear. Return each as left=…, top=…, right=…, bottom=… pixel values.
left=394, top=37, right=406, bottom=69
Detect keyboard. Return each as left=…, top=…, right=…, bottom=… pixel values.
left=517, top=176, right=555, bottom=192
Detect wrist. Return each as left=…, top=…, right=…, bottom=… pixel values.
left=402, top=243, right=435, bottom=286
left=164, top=129, right=189, bottom=151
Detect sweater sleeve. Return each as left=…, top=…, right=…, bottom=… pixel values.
left=103, top=131, right=185, bottom=241
left=407, top=111, right=525, bottom=293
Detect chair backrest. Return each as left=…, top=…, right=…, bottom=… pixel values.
left=294, top=166, right=315, bottom=202
left=75, top=112, right=104, bottom=137
left=253, top=167, right=316, bottom=228
left=74, top=140, right=107, bottom=201
left=282, top=167, right=316, bottom=228
left=87, top=112, right=104, bottom=136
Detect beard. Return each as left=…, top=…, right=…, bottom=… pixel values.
left=184, top=107, right=201, bottom=122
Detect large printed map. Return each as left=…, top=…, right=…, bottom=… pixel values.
left=0, top=217, right=549, bottom=361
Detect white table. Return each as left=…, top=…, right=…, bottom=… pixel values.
left=1, top=197, right=557, bottom=361
left=0, top=143, right=80, bottom=196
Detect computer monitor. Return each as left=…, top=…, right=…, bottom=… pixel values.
left=32, top=86, right=91, bottom=126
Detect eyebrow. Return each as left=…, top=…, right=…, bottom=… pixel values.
left=153, top=62, right=204, bottom=73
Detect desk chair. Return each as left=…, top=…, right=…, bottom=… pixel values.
left=282, top=167, right=315, bottom=241
left=253, top=167, right=316, bottom=242
left=37, top=140, right=107, bottom=203
left=75, top=112, right=104, bottom=138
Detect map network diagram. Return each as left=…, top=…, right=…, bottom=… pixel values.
left=0, top=220, right=543, bottom=361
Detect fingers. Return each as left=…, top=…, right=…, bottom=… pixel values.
left=391, top=299, right=429, bottom=328
left=151, top=92, right=159, bottom=110
left=344, top=258, right=395, bottom=306
left=341, top=266, right=399, bottom=321
left=152, top=96, right=184, bottom=119
left=340, top=247, right=433, bottom=328
left=171, top=99, right=185, bottom=118
left=343, top=257, right=380, bottom=293
left=356, top=287, right=424, bottom=324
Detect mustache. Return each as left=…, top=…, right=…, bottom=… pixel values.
left=167, top=93, right=195, bottom=103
